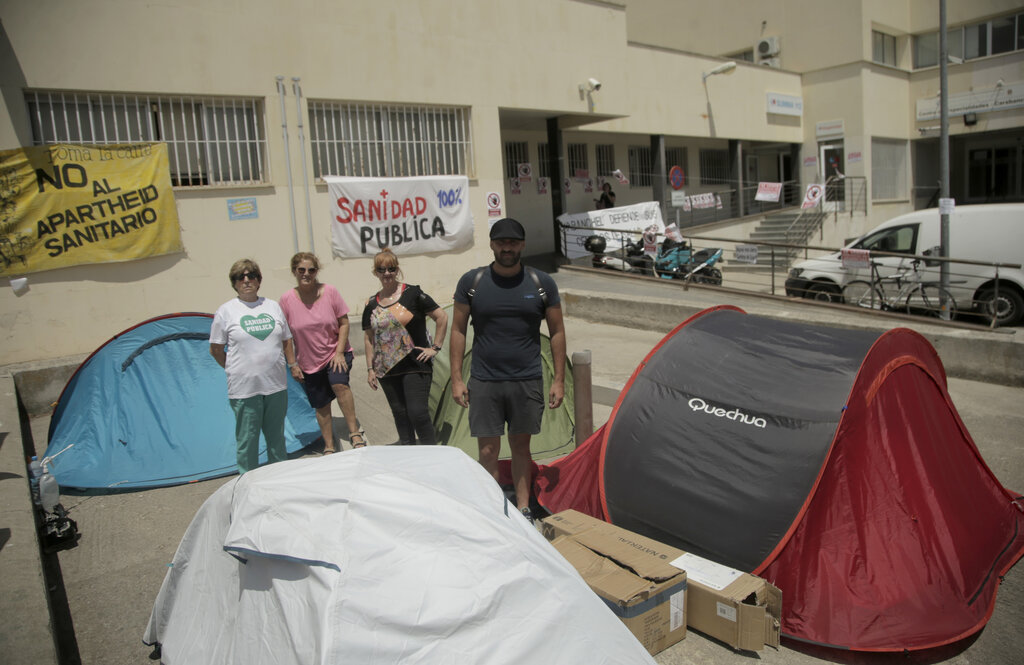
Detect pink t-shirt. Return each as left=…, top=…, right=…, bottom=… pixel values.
left=279, top=284, right=353, bottom=373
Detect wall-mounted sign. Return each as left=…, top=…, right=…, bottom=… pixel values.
left=487, top=191, right=502, bottom=217
left=916, top=82, right=1024, bottom=121
left=815, top=119, right=844, bottom=138
left=228, top=197, right=258, bottom=220
left=847, top=152, right=863, bottom=163
left=766, top=92, right=803, bottom=117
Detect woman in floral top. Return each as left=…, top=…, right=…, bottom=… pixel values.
left=362, top=248, right=448, bottom=445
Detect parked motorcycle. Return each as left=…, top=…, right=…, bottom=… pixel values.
left=583, top=235, right=654, bottom=275
left=654, top=239, right=724, bottom=285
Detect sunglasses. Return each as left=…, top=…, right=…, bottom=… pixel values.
left=376, top=266, right=399, bottom=274
left=235, top=271, right=261, bottom=282
left=295, top=267, right=318, bottom=274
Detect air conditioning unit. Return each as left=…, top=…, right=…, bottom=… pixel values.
left=757, top=36, right=780, bottom=59
left=760, top=57, right=781, bottom=68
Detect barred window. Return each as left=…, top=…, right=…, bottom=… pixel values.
left=537, top=142, right=550, bottom=179
left=699, top=148, right=731, bottom=185
left=628, top=145, right=652, bottom=187
left=27, top=90, right=266, bottom=187
left=596, top=144, right=615, bottom=179
left=567, top=143, right=588, bottom=178
left=308, top=101, right=474, bottom=178
left=504, top=141, right=528, bottom=179
left=871, top=138, right=908, bottom=200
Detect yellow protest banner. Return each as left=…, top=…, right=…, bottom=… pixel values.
left=0, top=143, right=182, bottom=276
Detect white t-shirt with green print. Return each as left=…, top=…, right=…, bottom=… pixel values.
left=210, top=296, right=293, bottom=399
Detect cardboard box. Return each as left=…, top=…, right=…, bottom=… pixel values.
left=542, top=510, right=781, bottom=652
left=545, top=519, right=687, bottom=655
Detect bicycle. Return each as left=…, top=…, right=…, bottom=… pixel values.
left=842, top=259, right=958, bottom=319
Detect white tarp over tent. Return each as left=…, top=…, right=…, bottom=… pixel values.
left=144, top=446, right=656, bottom=664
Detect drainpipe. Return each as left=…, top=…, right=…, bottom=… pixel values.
left=292, top=77, right=316, bottom=253
left=276, top=76, right=299, bottom=253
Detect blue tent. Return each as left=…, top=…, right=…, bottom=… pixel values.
left=45, top=313, right=320, bottom=490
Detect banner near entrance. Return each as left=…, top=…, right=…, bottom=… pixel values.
left=0, top=143, right=181, bottom=277
left=326, top=175, right=473, bottom=257
left=557, top=201, right=663, bottom=260
left=801, top=183, right=824, bottom=209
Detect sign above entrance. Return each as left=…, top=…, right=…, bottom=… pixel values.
left=815, top=119, right=844, bottom=138
left=766, top=92, right=803, bottom=117
left=916, top=81, right=1024, bottom=121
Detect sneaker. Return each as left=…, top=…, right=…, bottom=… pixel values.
left=520, top=506, right=535, bottom=524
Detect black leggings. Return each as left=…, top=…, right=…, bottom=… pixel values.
left=379, top=371, right=436, bottom=445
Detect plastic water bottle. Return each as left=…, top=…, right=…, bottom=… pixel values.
left=28, top=456, right=43, bottom=506
left=39, top=462, right=60, bottom=514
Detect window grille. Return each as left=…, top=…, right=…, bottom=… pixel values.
left=627, top=145, right=652, bottom=187
left=26, top=90, right=266, bottom=187
left=596, top=144, right=614, bottom=179
left=567, top=143, right=588, bottom=178
left=665, top=147, right=687, bottom=180
left=537, top=143, right=550, bottom=179
left=699, top=148, right=730, bottom=185
left=871, top=138, right=908, bottom=200
left=504, top=141, right=528, bottom=179
left=308, top=101, right=474, bottom=178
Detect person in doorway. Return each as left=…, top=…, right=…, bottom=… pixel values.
left=280, top=252, right=366, bottom=452
left=210, top=258, right=300, bottom=474
left=362, top=248, right=448, bottom=445
left=449, top=218, right=566, bottom=523
left=594, top=181, right=616, bottom=209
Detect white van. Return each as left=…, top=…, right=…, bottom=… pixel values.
left=785, top=204, right=1024, bottom=326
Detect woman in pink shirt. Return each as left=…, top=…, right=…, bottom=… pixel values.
left=280, top=252, right=365, bottom=452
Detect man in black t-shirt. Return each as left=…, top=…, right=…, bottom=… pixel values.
left=450, top=218, right=566, bottom=523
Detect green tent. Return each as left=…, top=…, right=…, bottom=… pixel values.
left=429, top=305, right=576, bottom=461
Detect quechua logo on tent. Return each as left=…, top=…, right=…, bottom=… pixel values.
left=688, top=397, right=767, bottom=429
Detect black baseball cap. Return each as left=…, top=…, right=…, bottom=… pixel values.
left=489, top=217, right=525, bottom=241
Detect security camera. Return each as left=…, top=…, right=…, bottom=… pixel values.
left=587, top=78, right=602, bottom=92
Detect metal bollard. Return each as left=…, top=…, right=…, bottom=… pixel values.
left=572, top=350, right=593, bottom=442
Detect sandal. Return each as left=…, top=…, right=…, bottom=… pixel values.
left=350, top=432, right=367, bottom=449
left=322, top=445, right=336, bottom=455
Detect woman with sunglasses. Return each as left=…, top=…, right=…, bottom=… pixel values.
left=210, top=258, right=301, bottom=474
left=362, top=248, right=448, bottom=445
left=280, top=252, right=365, bottom=453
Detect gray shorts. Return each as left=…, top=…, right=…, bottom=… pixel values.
left=467, top=376, right=544, bottom=438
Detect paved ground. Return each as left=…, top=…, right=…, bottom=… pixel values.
left=5, top=268, right=1024, bottom=664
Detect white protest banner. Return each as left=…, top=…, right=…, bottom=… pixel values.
left=326, top=175, right=473, bottom=257
left=841, top=248, right=870, bottom=270
left=557, top=201, right=663, bottom=259
left=755, top=182, right=782, bottom=202
left=734, top=244, right=759, bottom=264
left=801, top=183, right=824, bottom=209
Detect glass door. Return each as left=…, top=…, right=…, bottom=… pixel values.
left=819, top=141, right=845, bottom=211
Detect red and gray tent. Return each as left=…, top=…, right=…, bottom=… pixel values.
left=535, top=306, right=1024, bottom=651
